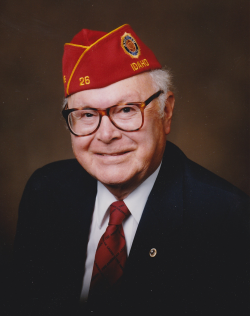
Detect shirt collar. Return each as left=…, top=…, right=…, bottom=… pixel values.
left=95, top=163, right=161, bottom=228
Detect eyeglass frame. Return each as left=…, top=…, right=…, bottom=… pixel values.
left=62, top=89, right=164, bottom=137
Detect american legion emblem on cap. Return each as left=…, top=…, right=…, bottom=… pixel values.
left=62, top=24, right=162, bottom=97
left=121, top=32, right=140, bottom=58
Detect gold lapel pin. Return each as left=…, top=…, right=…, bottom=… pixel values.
left=149, top=248, right=157, bottom=257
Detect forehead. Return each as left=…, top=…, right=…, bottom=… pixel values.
left=68, top=72, right=155, bottom=108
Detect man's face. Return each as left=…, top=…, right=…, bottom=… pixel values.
left=68, top=72, right=174, bottom=197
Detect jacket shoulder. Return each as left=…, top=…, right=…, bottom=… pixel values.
left=184, top=157, right=248, bottom=200
left=18, top=159, right=97, bottom=222
left=26, top=159, right=95, bottom=191
left=31, top=159, right=89, bottom=179
left=166, top=141, right=248, bottom=199
left=164, top=142, right=249, bottom=219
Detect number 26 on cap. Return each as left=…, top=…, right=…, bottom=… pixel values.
left=79, top=76, right=90, bottom=86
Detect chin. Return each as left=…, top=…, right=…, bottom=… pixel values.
left=93, top=167, right=137, bottom=187
left=97, top=173, right=131, bottom=186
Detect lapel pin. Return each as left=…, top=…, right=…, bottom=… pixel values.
left=149, top=248, right=157, bottom=257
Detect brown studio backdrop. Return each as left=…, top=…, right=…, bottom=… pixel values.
left=0, top=0, right=249, bottom=264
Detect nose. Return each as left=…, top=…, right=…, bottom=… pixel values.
left=95, top=115, right=122, bottom=143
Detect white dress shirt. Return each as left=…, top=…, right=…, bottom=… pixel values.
left=80, top=164, right=161, bottom=302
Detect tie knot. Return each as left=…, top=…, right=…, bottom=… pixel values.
left=109, top=201, right=130, bottom=226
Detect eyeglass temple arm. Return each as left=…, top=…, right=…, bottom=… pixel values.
left=144, top=90, right=164, bottom=106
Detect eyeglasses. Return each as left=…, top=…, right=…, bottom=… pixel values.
left=62, top=90, right=163, bottom=137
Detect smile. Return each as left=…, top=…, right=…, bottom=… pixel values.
left=97, top=151, right=130, bottom=156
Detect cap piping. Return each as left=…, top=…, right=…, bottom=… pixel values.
left=64, top=43, right=89, bottom=49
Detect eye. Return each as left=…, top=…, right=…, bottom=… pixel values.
left=71, top=109, right=98, bottom=120
left=122, top=107, right=134, bottom=113
left=117, top=105, right=137, bottom=114
left=111, top=104, right=140, bottom=122
left=85, top=112, right=94, bottom=117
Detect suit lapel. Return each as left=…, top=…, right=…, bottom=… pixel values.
left=124, top=142, right=185, bottom=276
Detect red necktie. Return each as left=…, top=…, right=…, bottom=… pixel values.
left=89, top=200, right=130, bottom=294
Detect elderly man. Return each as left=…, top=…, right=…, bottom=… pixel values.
left=13, top=25, right=249, bottom=316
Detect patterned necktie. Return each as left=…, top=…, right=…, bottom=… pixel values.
left=89, top=200, right=130, bottom=294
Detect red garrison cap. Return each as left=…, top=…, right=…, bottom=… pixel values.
left=62, top=24, right=162, bottom=97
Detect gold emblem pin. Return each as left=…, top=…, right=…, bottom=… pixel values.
left=121, top=32, right=140, bottom=59
left=149, top=248, right=157, bottom=257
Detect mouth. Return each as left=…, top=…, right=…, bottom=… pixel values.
left=96, top=151, right=130, bottom=156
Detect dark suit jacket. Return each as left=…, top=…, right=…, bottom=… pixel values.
left=12, top=142, right=249, bottom=316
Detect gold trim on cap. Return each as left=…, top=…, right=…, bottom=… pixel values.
left=66, top=24, right=129, bottom=96
left=64, top=43, right=89, bottom=48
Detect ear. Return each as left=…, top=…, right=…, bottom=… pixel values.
left=163, top=91, right=175, bottom=135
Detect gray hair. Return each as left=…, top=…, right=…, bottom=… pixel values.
left=148, top=69, right=173, bottom=117
left=62, top=96, right=68, bottom=109
left=62, top=69, right=173, bottom=117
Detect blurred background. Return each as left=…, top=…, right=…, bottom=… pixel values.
left=0, top=0, right=249, bottom=276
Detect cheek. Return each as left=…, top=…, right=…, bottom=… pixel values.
left=139, top=117, right=165, bottom=147
left=70, top=135, right=92, bottom=160
left=136, top=119, right=166, bottom=161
